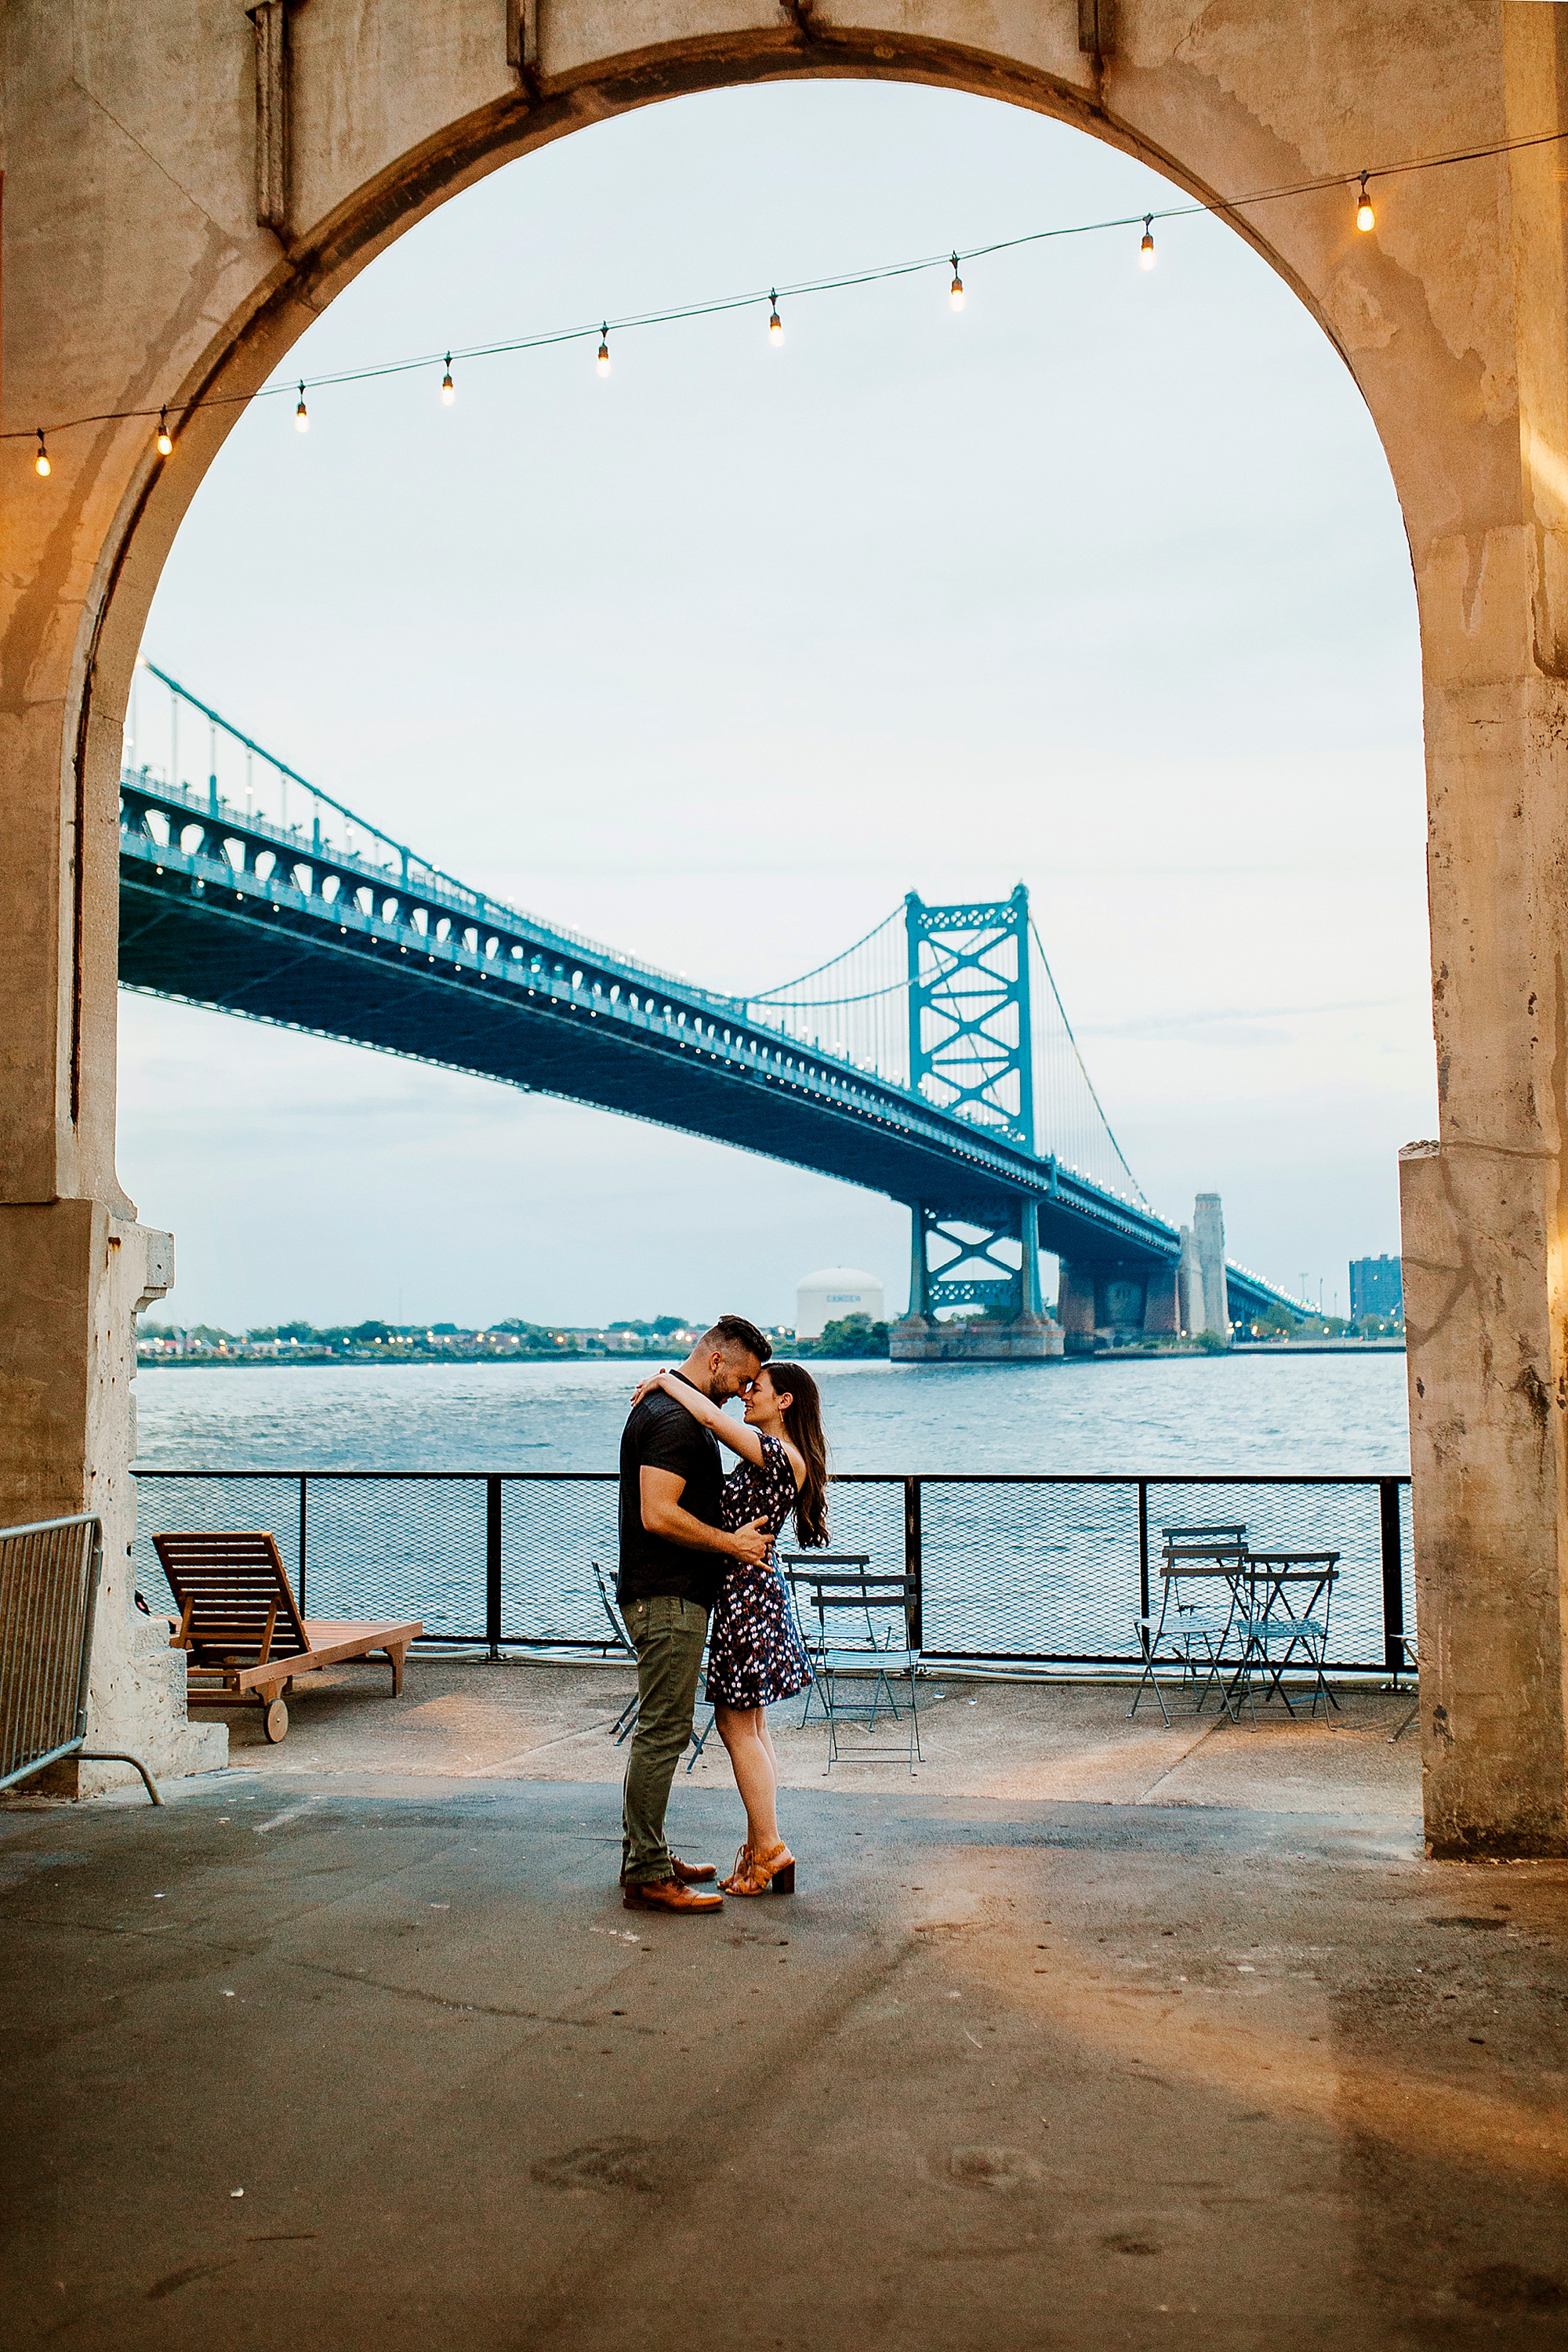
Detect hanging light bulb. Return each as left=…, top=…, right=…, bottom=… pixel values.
left=295, top=382, right=309, bottom=433
left=1356, top=172, right=1375, bottom=234
left=768, top=290, right=783, bottom=347
left=156, top=407, right=173, bottom=457
left=34, top=429, right=51, bottom=479
left=441, top=353, right=456, bottom=405
left=1139, top=216, right=1156, bottom=270
left=949, top=253, right=965, bottom=311
left=597, top=324, right=611, bottom=377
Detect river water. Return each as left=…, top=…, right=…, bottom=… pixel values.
left=131, top=1354, right=1411, bottom=1664
left=133, top=1350, right=1410, bottom=1477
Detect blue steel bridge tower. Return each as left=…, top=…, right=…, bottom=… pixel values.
left=902, top=886, right=1051, bottom=1338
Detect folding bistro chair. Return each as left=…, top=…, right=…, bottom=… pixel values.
left=154, top=1530, right=421, bottom=1743
left=1129, top=1525, right=1247, bottom=1725
left=786, top=1563, right=922, bottom=1773
left=1388, top=1631, right=1420, bottom=1743
left=779, top=1550, right=869, bottom=1726
left=592, top=1562, right=642, bottom=1744
left=590, top=1562, right=717, bottom=1767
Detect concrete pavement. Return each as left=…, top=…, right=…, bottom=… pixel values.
left=2, top=1682, right=1566, bottom=2350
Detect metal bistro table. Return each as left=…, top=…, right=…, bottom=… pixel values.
left=1222, top=1552, right=1341, bottom=1726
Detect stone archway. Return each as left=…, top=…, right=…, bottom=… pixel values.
left=4, top=3, right=1566, bottom=1852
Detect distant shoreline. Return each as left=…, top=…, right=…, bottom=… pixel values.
left=135, top=1341, right=1405, bottom=1370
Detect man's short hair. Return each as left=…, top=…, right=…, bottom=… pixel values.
left=702, top=1314, right=771, bottom=1367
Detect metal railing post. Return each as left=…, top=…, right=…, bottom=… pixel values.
left=1138, top=1478, right=1149, bottom=1628
left=486, top=1476, right=503, bottom=1661
left=904, top=1476, right=923, bottom=1650
left=1379, top=1477, right=1405, bottom=1678
left=298, top=1475, right=307, bottom=1610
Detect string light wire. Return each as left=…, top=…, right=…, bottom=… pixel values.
left=11, top=122, right=1566, bottom=454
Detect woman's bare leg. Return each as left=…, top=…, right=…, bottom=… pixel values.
left=758, top=1711, right=784, bottom=1845
left=715, top=1705, right=781, bottom=1854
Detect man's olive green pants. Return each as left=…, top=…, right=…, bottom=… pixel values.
left=620, top=1592, right=710, bottom=1885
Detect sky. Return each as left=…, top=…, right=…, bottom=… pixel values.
left=121, top=78, right=1434, bottom=1333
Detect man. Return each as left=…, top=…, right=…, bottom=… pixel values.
left=618, top=1314, right=773, bottom=1912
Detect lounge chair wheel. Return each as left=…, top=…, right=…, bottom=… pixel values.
left=262, top=1697, right=289, bottom=1743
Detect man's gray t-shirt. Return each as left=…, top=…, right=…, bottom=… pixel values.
left=617, top=1375, right=724, bottom=1610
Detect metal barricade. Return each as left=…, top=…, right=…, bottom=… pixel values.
left=0, top=1516, right=160, bottom=1802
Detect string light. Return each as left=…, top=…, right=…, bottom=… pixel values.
left=156, top=407, right=173, bottom=456
left=16, top=123, right=1563, bottom=465
left=441, top=353, right=456, bottom=404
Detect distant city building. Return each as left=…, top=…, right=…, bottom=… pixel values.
left=795, top=1267, right=884, bottom=1341
left=1349, top=1254, right=1403, bottom=1319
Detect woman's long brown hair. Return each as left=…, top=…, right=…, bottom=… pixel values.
left=768, top=1362, right=830, bottom=1549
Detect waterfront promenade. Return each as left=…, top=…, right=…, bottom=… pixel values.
left=5, top=1668, right=1564, bottom=2350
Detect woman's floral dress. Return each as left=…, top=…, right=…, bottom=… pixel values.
left=706, top=1432, right=814, bottom=1708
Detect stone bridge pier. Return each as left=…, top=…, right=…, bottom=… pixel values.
left=3, top=2, right=1568, bottom=1851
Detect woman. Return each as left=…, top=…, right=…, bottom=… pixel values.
left=626, top=1357, right=828, bottom=1896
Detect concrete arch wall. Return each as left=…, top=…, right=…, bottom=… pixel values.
left=3, top=2, right=1566, bottom=1846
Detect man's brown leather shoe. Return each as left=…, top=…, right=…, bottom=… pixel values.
left=623, top=1876, right=722, bottom=1914
left=619, top=1853, right=716, bottom=1887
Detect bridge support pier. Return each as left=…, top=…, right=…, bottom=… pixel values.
left=890, top=1201, right=1064, bottom=1362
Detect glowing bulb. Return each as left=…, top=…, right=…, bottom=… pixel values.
left=34, top=430, right=50, bottom=479
left=1356, top=172, right=1375, bottom=234
left=441, top=353, right=455, bottom=405
left=156, top=407, right=173, bottom=456
left=768, top=290, right=783, bottom=346
left=1139, top=216, right=1156, bottom=270
left=295, top=382, right=308, bottom=433
left=949, top=253, right=965, bottom=311
left=597, top=324, right=611, bottom=377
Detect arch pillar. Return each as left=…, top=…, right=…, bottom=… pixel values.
left=1392, top=5, right=1568, bottom=1857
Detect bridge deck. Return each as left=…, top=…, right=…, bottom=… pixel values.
left=118, top=772, right=1296, bottom=1313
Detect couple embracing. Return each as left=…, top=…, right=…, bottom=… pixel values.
left=617, top=1314, right=827, bottom=1912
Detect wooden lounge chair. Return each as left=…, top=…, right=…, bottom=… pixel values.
left=153, top=1530, right=422, bottom=1744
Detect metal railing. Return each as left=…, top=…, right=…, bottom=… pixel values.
left=130, top=1471, right=1414, bottom=1678
left=0, top=1516, right=160, bottom=1799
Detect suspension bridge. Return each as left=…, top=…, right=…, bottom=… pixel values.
left=117, top=666, right=1302, bottom=1351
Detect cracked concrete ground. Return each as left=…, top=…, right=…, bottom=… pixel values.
left=3, top=1666, right=1565, bottom=2351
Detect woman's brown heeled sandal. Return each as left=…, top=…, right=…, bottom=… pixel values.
left=728, top=1840, right=796, bottom=1896
left=720, top=1844, right=754, bottom=1896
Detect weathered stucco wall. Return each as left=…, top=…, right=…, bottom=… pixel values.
left=2, top=1, right=1566, bottom=1844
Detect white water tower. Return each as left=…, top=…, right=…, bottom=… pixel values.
left=795, top=1268, right=884, bottom=1341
